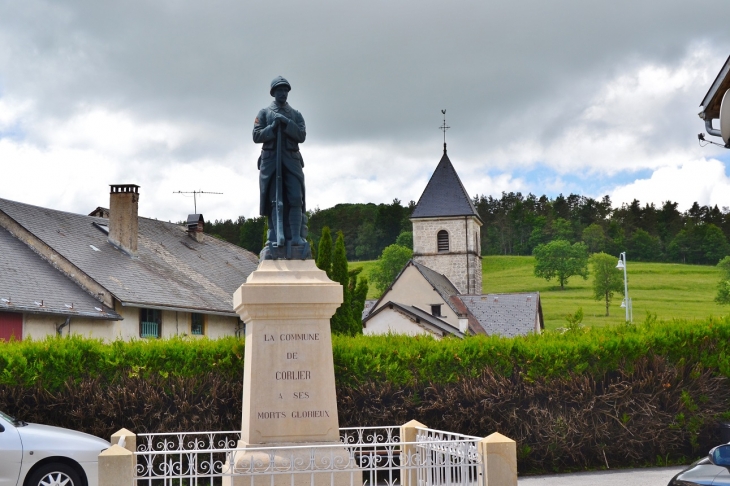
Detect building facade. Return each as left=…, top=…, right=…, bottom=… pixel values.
left=0, top=185, right=258, bottom=341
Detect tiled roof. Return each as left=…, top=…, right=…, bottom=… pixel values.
left=0, top=197, right=259, bottom=316
left=411, top=152, right=481, bottom=221
left=0, top=226, right=121, bottom=320
left=447, top=295, right=485, bottom=335
left=364, top=301, right=464, bottom=338
left=458, top=292, right=543, bottom=337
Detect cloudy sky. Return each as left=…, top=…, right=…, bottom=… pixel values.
left=1, top=0, right=730, bottom=223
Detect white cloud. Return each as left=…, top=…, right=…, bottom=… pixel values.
left=479, top=46, right=722, bottom=176
left=610, top=158, right=730, bottom=210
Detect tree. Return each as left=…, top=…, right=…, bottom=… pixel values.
left=629, top=229, right=662, bottom=261
left=239, top=216, right=266, bottom=254
left=370, top=244, right=413, bottom=296
left=330, top=231, right=354, bottom=335
left=582, top=223, right=606, bottom=253
left=316, top=226, right=333, bottom=278
left=590, top=252, right=624, bottom=316
left=532, top=239, right=589, bottom=289
left=716, top=256, right=730, bottom=305
left=349, top=268, right=368, bottom=333
left=395, top=231, right=413, bottom=250
left=702, top=224, right=730, bottom=264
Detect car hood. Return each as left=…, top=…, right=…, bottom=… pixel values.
left=18, top=423, right=110, bottom=458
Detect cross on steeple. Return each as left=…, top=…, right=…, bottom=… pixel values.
left=439, top=109, right=450, bottom=154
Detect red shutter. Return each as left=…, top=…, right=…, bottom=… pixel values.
left=0, top=313, right=23, bottom=341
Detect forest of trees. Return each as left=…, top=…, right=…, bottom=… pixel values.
left=204, top=192, right=730, bottom=265
left=475, top=193, right=730, bottom=264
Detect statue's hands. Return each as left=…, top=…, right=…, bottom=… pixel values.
left=277, top=114, right=290, bottom=126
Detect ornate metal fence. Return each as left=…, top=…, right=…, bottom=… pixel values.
left=134, top=426, right=485, bottom=486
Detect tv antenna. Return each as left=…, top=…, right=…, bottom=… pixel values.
left=173, top=190, right=223, bottom=213
left=439, top=109, right=450, bottom=153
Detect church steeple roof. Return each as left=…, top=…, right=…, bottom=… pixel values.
left=411, top=150, right=481, bottom=222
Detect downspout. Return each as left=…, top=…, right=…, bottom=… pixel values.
left=706, top=118, right=722, bottom=137
left=56, top=317, right=70, bottom=336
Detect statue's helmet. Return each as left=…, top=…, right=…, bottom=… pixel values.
left=270, top=76, right=291, bottom=96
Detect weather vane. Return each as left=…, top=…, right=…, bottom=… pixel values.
left=173, top=190, right=223, bottom=214
left=439, top=109, right=450, bottom=153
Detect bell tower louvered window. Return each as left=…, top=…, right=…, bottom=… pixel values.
left=437, top=230, right=449, bottom=252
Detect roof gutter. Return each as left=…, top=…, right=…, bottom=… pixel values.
left=119, top=301, right=238, bottom=317
left=0, top=304, right=122, bottom=320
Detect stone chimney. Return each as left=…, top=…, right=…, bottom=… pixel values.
left=187, top=214, right=205, bottom=243
left=108, top=184, right=140, bottom=256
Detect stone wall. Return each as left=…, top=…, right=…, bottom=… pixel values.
left=412, top=216, right=482, bottom=294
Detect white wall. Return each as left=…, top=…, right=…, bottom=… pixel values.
left=363, top=308, right=442, bottom=339
left=22, top=304, right=241, bottom=341
left=373, top=264, right=459, bottom=329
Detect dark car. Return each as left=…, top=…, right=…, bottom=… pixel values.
left=668, top=444, right=730, bottom=485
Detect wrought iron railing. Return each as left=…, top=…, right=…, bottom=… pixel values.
left=140, top=321, right=159, bottom=338
left=134, top=426, right=485, bottom=486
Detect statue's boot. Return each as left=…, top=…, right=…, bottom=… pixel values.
left=289, top=207, right=306, bottom=246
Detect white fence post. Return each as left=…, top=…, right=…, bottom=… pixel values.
left=400, top=420, right=426, bottom=486
left=98, top=445, right=134, bottom=486
left=478, top=432, right=516, bottom=486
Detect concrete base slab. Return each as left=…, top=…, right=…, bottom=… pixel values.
left=222, top=441, right=362, bottom=486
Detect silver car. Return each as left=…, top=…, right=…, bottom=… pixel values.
left=668, top=444, right=730, bottom=485
left=0, top=410, right=110, bottom=486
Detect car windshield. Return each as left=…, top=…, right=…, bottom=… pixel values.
left=0, top=410, right=26, bottom=426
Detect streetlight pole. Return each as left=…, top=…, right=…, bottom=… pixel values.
left=616, top=252, right=631, bottom=323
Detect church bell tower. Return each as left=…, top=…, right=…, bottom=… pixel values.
left=410, top=144, right=482, bottom=295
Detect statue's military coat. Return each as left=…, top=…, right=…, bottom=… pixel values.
left=253, top=101, right=306, bottom=216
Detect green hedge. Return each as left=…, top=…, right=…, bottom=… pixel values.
left=0, top=335, right=245, bottom=390
left=333, top=314, right=730, bottom=385
left=1, top=315, right=730, bottom=472
left=2, top=314, right=730, bottom=389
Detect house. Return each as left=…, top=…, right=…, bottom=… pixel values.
left=698, top=54, right=730, bottom=145
left=363, top=146, right=544, bottom=339
left=0, top=184, right=258, bottom=341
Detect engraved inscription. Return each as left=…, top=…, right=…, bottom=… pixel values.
left=293, top=392, right=309, bottom=399
left=286, top=352, right=299, bottom=359
left=258, top=411, right=286, bottom=419
left=279, top=333, right=320, bottom=341
left=275, top=370, right=311, bottom=380
left=264, top=334, right=275, bottom=342
left=291, top=410, right=330, bottom=418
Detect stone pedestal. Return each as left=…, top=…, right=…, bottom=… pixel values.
left=225, top=260, right=358, bottom=486
left=480, top=432, right=517, bottom=486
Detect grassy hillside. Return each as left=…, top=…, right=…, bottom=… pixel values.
left=482, top=256, right=727, bottom=330
left=351, top=256, right=729, bottom=330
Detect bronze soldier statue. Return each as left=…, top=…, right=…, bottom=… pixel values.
left=253, top=76, right=311, bottom=260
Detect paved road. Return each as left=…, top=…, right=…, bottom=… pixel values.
left=519, top=466, right=686, bottom=486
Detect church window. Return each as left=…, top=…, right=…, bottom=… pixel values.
left=437, top=230, right=449, bottom=252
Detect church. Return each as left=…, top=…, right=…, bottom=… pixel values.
left=362, top=145, right=544, bottom=339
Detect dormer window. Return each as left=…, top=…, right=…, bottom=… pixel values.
left=431, top=304, right=443, bottom=317
left=437, top=230, right=449, bottom=252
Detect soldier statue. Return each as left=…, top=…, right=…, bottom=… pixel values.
left=253, top=76, right=311, bottom=260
